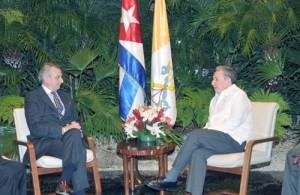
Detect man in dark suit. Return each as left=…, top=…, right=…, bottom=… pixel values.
left=24, top=63, right=88, bottom=195
left=0, top=155, right=27, bottom=195
left=281, top=147, right=300, bottom=195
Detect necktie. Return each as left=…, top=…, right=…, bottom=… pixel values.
left=51, top=91, right=63, bottom=118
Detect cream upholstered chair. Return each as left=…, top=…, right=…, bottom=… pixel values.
left=13, top=108, right=102, bottom=195
left=206, top=102, right=279, bottom=195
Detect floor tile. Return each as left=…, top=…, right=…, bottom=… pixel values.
left=27, top=171, right=282, bottom=195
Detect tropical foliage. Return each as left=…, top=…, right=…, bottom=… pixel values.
left=0, top=1, right=124, bottom=142
left=0, top=95, right=24, bottom=125
left=0, top=0, right=299, bottom=147
left=250, top=89, right=291, bottom=139
left=176, top=87, right=214, bottom=128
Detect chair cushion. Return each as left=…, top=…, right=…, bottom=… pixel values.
left=36, top=149, right=94, bottom=168
left=207, top=150, right=270, bottom=168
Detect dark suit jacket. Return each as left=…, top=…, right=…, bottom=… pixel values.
left=0, top=155, right=27, bottom=195
left=23, top=86, right=81, bottom=164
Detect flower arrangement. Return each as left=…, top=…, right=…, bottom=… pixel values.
left=122, top=105, right=183, bottom=146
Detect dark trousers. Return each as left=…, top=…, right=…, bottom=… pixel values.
left=281, top=147, right=300, bottom=195
left=171, top=129, right=246, bottom=195
left=46, top=130, right=88, bottom=192
left=0, top=158, right=27, bottom=195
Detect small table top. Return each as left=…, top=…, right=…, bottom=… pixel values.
left=117, top=139, right=175, bottom=156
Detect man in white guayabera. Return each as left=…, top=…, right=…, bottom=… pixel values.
left=146, top=65, right=252, bottom=195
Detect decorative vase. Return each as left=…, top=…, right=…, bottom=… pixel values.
left=138, top=132, right=157, bottom=142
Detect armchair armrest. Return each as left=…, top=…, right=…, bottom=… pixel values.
left=84, top=135, right=97, bottom=159
left=13, top=139, right=31, bottom=147
left=240, top=136, right=278, bottom=194
left=13, top=136, right=97, bottom=165
left=13, top=139, right=38, bottom=166
left=243, top=136, right=278, bottom=167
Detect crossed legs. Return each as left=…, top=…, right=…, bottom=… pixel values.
left=166, top=129, right=246, bottom=195
left=47, top=129, right=88, bottom=194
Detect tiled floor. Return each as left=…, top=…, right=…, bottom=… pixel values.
left=28, top=170, right=282, bottom=195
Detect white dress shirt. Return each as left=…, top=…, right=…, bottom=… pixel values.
left=204, top=84, right=253, bottom=144
left=42, top=85, right=65, bottom=115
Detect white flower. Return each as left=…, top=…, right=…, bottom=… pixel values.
left=140, top=107, right=158, bottom=122
left=123, top=119, right=138, bottom=138
left=160, top=117, right=167, bottom=123
left=123, top=106, right=171, bottom=139
left=146, top=122, right=166, bottom=138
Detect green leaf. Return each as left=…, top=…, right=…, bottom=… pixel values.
left=0, top=95, right=24, bottom=125
left=0, top=9, right=24, bottom=25
left=177, top=87, right=214, bottom=129
left=66, top=48, right=101, bottom=77
left=250, top=89, right=291, bottom=138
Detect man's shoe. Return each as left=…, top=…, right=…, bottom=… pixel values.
left=55, top=180, right=74, bottom=195
left=145, top=177, right=177, bottom=191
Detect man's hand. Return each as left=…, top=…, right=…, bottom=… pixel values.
left=65, top=121, right=82, bottom=132
left=1, top=155, right=11, bottom=160
left=292, top=152, right=300, bottom=166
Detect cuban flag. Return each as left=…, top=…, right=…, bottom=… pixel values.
left=151, top=0, right=176, bottom=125
left=118, top=0, right=147, bottom=120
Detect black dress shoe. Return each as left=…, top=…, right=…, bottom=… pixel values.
left=55, top=180, right=74, bottom=195
left=145, top=177, right=177, bottom=191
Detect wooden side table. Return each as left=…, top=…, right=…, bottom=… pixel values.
left=117, top=139, right=175, bottom=195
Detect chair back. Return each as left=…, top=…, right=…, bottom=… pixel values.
left=13, top=108, right=30, bottom=162
left=207, top=101, right=279, bottom=168
left=251, top=102, right=279, bottom=157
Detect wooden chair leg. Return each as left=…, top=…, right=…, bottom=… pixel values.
left=91, top=159, right=102, bottom=195
left=24, top=141, right=41, bottom=195
left=31, top=168, right=41, bottom=195
left=86, top=136, right=102, bottom=194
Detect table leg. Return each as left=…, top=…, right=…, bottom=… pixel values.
left=123, top=154, right=129, bottom=195
left=164, top=154, right=168, bottom=174
left=130, top=157, right=135, bottom=191
left=158, top=154, right=165, bottom=195
left=133, top=158, right=144, bottom=187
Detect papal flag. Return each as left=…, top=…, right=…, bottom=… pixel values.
left=118, top=0, right=147, bottom=120
left=151, top=0, right=176, bottom=124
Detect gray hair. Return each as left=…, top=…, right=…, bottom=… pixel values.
left=215, top=65, right=237, bottom=84
left=38, top=63, right=61, bottom=83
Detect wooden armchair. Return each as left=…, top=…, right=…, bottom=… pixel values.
left=13, top=108, right=102, bottom=195
left=205, top=102, right=279, bottom=195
